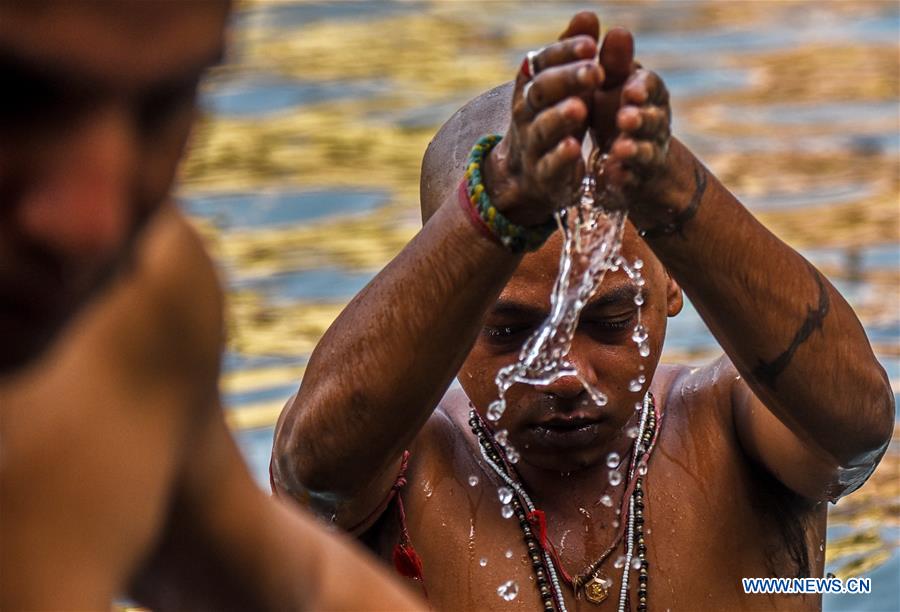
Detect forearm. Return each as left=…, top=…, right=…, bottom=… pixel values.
left=274, top=191, right=520, bottom=502
left=644, top=139, right=893, bottom=464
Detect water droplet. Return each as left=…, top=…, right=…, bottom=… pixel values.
left=633, top=259, right=644, bottom=270
left=628, top=378, right=643, bottom=392
left=480, top=557, right=488, bottom=567
left=638, top=374, right=646, bottom=384
left=639, top=342, right=651, bottom=358
left=819, top=543, right=824, bottom=552
left=634, top=402, right=643, bottom=411
left=599, top=494, right=613, bottom=507
left=468, top=475, right=480, bottom=487
left=606, top=452, right=621, bottom=468
left=505, top=445, right=520, bottom=464
left=501, top=504, right=515, bottom=519
left=608, top=470, right=622, bottom=486
left=505, top=549, right=514, bottom=559
left=495, top=429, right=509, bottom=447
left=497, top=580, right=519, bottom=601
left=634, top=293, right=645, bottom=306
left=626, top=426, right=640, bottom=438
left=638, top=463, right=648, bottom=476
left=487, top=400, right=505, bottom=422
left=612, top=519, right=620, bottom=528
left=631, top=324, right=649, bottom=344
left=614, top=555, right=626, bottom=568
left=632, top=558, right=643, bottom=570
left=497, top=487, right=514, bottom=504
left=422, top=480, right=433, bottom=498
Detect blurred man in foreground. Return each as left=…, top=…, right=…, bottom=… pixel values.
left=0, top=1, right=421, bottom=609
left=273, top=12, right=894, bottom=611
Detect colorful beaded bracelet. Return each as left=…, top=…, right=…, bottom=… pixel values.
left=463, top=134, right=557, bottom=253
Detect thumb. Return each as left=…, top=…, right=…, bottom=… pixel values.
left=559, top=11, right=599, bottom=41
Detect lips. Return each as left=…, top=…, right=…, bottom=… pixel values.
left=528, top=413, right=607, bottom=449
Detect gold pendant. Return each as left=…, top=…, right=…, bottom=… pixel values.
left=583, top=574, right=611, bottom=605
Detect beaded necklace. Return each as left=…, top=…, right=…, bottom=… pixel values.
left=469, top=393, right=661, bottom=611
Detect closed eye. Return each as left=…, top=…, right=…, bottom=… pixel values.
left=482, top=323, right=533, bottom=347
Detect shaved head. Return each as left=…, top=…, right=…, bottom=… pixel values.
left=420, top=82, right=514, bottom=223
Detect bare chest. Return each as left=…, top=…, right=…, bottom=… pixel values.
left=386, top=431, right=825, bottom=611
left=0, top=349, right=191, bottom=599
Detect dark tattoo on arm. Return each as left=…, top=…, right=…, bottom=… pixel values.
left=753, top=266, right=830, bottom=389
left=640, top=161, right=707, bottom=239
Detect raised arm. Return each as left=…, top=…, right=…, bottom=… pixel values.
left=602, top=69, right=894, bottom=500
left=271, top=15, right=620, bottom=528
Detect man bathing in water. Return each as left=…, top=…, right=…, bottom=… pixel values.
left=273, top=12, right=894, bottom=611
left=0, top=1, right=422, bottom=609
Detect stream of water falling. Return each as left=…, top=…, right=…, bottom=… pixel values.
left=486, top=142, right=647, bottom=429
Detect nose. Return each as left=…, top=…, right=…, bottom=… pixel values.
left=16, top=106, right=136, bottom=260
left=533, top=337, right=601, bottom=402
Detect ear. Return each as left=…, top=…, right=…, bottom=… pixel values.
left=665, top=272, right=683, bottom=317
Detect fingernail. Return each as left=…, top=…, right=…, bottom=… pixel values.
left=577, top=65, right=593, bottom=85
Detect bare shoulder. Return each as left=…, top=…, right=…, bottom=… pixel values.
left=411, top=385, right=478, bottom=465
left=107, top=204, right=224, bottom=389
left=138, top=204, right=224, bottom=352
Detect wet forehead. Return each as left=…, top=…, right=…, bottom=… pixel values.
left=0, top=0, right=229, bottom=89
left=498, top=222, right=657, bottom=310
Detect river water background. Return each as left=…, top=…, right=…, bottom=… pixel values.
left=178, top=1, right=899, bottom=609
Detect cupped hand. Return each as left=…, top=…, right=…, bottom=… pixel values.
left=483, top=16, right=604, bottom=228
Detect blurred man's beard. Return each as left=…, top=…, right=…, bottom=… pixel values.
left=0, top=198, right=156, bottom=377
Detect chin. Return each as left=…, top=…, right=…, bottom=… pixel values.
left=520, top=448, right=606, bottom=474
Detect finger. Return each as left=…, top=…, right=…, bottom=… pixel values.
left=527, top=97, right=588, bottom=159
left=532, top=35, right=598, bottom=76
left=622, top=69, right=670, bottom=108
left=611, top=137, right=666, bottom=169
left=598, top=27, right=634, bottom=90
left=558, top=11, right=599, bottom=41
left=535, top=137, right=585, bottom=201
left=514, top=60, right=602, bottom=123
left=616, top=105, right=670, bottom=141
left=513, top=36, right=599, bottom=119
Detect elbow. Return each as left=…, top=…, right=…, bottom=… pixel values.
left=271, top=390, right=345, bottom=505
left=822, top=376, right=894, bottom=502
left=270, top=393, right=317, bottom=503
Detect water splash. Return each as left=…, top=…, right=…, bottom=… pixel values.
left=497, top=580, right=520, bottom=601
left=505, top=445, right=521, bottom=464
left=486, top=147, right=627, bottom=422
left=606, top=452, right=621, bottom=468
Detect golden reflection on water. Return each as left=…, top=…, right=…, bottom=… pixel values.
left=180, top=0, right=899, bottom=583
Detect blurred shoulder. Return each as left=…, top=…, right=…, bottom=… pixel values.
left=112, top=204, right=224, bottom=386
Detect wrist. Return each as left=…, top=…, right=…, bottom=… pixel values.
left=483, top=141, right=521, bottom=219
left=629, top=139, right=706, bottom=238
left=463, top=135, right=557, bottom=253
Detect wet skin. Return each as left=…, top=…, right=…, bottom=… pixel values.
left=273, top=12, right=892, bottom=612
left=360, top=229, right=828, bottom=611
left=0, top=2, right=422, bottom=609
